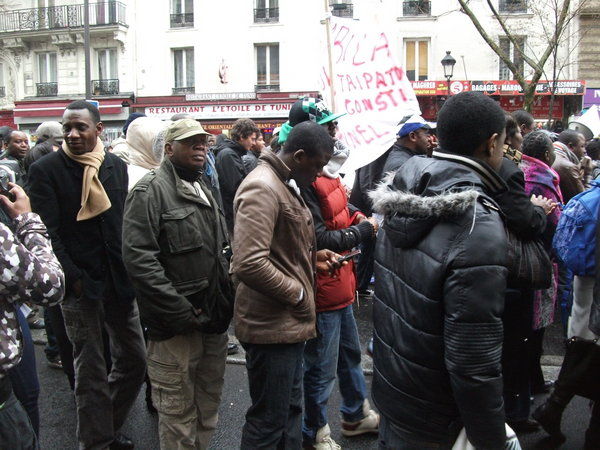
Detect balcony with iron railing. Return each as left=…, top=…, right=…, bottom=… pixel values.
left=255, top=84, right=280, bottom=92
left=172, top=86, right=195, bottom=95
left=0, top=87, right=5, bottom=98
left=92, top=79, right=119, bottom=96
left=170, top=13, right=193, bottom=28
left=331, top=3, right=353, bottom=17
left=498, top=0, right=528, bottom=13
left=254, top=8, right=279, bottom=23
left=403, top=1, right=431, bottom=16
left=0, top=2, right=126, bottom=34
left=36, top=82, right=58, bottom=97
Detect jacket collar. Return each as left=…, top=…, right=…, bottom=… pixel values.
left=432, top=150, right=506, bottom=195
left=392, top=143, right=420, bottom=156
left=161, top=158, right=213, bottom=208
left=225, top=139, right=248, bottom=156
left=259, top=148, right=291, bottom=183
left=553, top=142, right=580, bottom=165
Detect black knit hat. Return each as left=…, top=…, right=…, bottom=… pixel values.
left=123, top=112, right=146, bottom=136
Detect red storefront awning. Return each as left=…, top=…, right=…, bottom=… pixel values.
left=14, top=98, right=128, bottom=119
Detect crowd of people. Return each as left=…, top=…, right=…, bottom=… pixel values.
left=0, top=90, right=599, bottom=450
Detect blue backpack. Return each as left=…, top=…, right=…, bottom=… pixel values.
left=553, top=181, right=600, bottom=276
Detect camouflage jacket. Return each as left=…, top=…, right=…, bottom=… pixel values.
left=0, top=212, right=65, bottom=379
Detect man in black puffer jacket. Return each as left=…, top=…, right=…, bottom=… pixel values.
left=369, top=92, right=510, bottom=449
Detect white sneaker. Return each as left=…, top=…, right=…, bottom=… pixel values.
left=313, top=424, right=341, bottom=450
left=341, top=399, right=380, bottom=437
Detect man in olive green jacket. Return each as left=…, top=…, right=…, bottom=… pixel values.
left=123, top=119, right=233, bottom=449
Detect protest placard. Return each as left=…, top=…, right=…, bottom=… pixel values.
left=320, top=16, right=421, bottom=175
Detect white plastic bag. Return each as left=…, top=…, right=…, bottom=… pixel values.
left=452, top=424, right=521, bottom=450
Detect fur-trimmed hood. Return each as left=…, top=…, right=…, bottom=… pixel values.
left=368, top=153, right=506, bottom=249
left=370, top=172, right=479, bottom=219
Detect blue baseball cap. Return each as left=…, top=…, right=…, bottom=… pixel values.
left=397, top=114, right=432, bottom=137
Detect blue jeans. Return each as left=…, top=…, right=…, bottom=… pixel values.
left=303, top=305, right=367, bottom=443
left=9, top=306, right=40, bottom=437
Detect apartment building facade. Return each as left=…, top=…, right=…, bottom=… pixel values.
left=0, top=0, right=588, bottom=139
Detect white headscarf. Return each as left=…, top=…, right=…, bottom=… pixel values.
left=127, top=118, right=170, bottom=170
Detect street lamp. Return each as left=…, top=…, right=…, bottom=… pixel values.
left=441, top=51, right=456, bottom=96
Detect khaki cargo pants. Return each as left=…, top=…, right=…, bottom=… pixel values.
left=147, top=331, right=228, bottom=450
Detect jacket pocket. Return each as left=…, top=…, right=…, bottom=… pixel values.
left=162, top=206, right=204, bottom=254
left=173, top=278, right=210, bottom=313
left=172, top=278, right=209, bottom=296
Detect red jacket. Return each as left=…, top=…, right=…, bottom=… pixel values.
left=313, top=176, right=358, bottom=312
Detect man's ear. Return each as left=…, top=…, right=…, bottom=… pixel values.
left=485, top=132, right=500, bottom=156
left=95, top=121, right=104, bottom=136
left=293, top=148, right=306, bottom=163
left=164, top=142, right=174, bottom=158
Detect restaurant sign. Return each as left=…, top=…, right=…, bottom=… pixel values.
left=144, top=102, right=292, bottom=119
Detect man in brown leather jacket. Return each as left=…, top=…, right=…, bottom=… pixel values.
left=232, top=121, right=335, bottom=449
left=553, top=130, right=586, bottom=202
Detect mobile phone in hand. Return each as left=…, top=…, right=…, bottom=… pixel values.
left=337, top=249, right=361, bottom=264
left=0, top=166, right=15, bottom=202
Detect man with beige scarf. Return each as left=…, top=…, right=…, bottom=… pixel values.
left=28, top=100, right=146, bottom=450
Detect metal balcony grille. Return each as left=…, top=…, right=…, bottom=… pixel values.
left=0, top=2, right=126, bottom=33
left=254, top=8, right=279, bottom=23
left=499, top=0, right=528, bottom=13
left=331, top=3, right=353, bottom=17
left=403, top=1, right=431, bottom=16
left=36, top=82, right=58, bottom=97
left=170, top=13, right=193, bottom=28
left=255, top=84, right=280, bottom=92
left=92, top=78, right=119, bottom=95
left=172, top=86, right=195, bottom=95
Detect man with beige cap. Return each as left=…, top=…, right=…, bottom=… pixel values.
left=123, top=119, right=234, bottom=449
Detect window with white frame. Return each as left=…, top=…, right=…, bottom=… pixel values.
left=404, top=39, right=429, bottom=81
left=96, top=48, right=117, bottom=80
left=499, top=36, right=525, bottom=80
left=330, top=0, right=353, bottom=18
left=254, top=0, right=279, bottom=23
left=170, top=0, right=194, bottom=27
left=255, top=43, right=279, bottom=89
left=173, top=47, right=195, bottom=91
left=499, top=0, right=527, bottom=14
left=95, top=0, right=117, bottom=25
left=37, top=52, right=57, bottom=83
